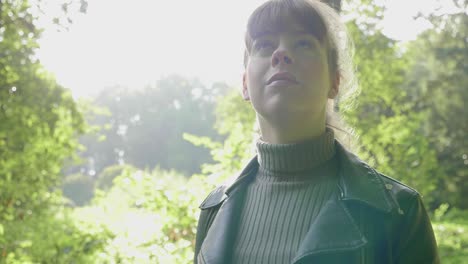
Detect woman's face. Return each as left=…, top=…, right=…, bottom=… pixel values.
left=243, top=17, right=337, bottom=123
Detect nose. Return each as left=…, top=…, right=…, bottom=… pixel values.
left=271, top=49, right=293, bottom=67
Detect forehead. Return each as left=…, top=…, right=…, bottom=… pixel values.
left=247, top=2, right=327, bottom=43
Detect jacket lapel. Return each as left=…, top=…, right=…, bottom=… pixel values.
left=198, top=191, right=243, bottom=264
left=292, top=199, right=367, bottom=263
left=198, top=158, right=257, bottom=264
left=291, top=142, right=398, bottom=262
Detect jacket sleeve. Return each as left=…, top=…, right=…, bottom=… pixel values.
left=394, top=193, right=440, bottom=264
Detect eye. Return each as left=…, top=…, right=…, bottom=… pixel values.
left=296, top=39, right=314, bottom=49
left=253, top=39, right=275, bottom=54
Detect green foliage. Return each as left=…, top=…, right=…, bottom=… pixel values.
left=0, top=1, right=100, bottom=263
left=62, top=174, right=95, bottom=206
left=73, top=77, right=227, bottom=178
left=0, top=0, right=85, bottom=216
left=402, top=11, right=468, bottom=208
left=432, top=205, right=468, bottom=263
left=184, top=89, right=256, bottom=179
left=341, top=11, right=445, bottom=206
left=95, top=164, right=137, bottom=191
left=341, top=0, right=468, bottom=211
left=72, top=168, right=214, bottom=263
left=1, top=193, right=109, bottom=264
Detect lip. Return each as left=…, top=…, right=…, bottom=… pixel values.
left=266, top=72, right=298, bottom=86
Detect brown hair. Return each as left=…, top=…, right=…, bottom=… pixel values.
left=243, top=0, right=358, bottom=147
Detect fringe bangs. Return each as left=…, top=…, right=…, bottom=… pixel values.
left=245, top=0, right=328, bottom=50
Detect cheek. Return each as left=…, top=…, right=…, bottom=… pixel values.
left=246, top=58, right=268, bottom=85
left=302, top=59, right=329, bottom=83
left=300, top=53, right=325, bottom=70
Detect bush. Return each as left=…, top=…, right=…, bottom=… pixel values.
left=62, top=174, right=95, bottom=206
left=0, top=193, right=110, bottom=264
left=432, top=205, right=468, bottom=263
left=72, top=168, right=215, bottom=263
left=95, top=164, right=137, bottom=191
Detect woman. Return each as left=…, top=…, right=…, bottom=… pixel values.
left=194, top=0, right=439, bottom=263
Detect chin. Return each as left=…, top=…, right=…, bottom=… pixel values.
left=260, top=103, right=302, bottom=122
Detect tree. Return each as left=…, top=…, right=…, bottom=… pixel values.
left=403, top=6, right=468, bottom=208
left=74, top=76, right=228, bottom=177
left=184, top=89, right=256, bottom=179
left=0, top=0, right=84, bottom=223
left=0, top=1, right=105, bottom=262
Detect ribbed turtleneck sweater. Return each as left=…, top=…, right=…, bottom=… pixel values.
left=231, top=129, right=340, bottom=264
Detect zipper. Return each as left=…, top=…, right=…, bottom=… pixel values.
left=337, top=183, right=345, bottom=199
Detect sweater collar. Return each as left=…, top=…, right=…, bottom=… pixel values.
left=256, top=128, right=335, bottom=175
left=220, top=140, right=399, bottom=213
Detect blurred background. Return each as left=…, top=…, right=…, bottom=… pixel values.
left=0, top=0, right=466, bottom=263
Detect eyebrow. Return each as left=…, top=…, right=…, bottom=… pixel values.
left=254, top=30, right=316, bottom=39
left=289, top=30, right=311, bottom=34
left=250, top=32, right=322, bottom=51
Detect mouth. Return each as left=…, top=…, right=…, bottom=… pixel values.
left=266, top=72, right=299, bottom=86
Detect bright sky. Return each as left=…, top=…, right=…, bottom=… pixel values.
left=36, top=0, right=456, bottom=98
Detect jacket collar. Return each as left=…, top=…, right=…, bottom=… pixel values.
left=223, top=141, right=400, bottom=212
left=334, top=142, right=399, bottom=213
left=198, top=141, right=400, bottom=264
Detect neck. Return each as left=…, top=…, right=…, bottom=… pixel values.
left=258, top=113, right=326, bottom=144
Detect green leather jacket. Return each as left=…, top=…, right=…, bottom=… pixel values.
left=194, top=142, right=440, bottom=264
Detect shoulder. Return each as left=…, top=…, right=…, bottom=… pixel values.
left=198, top=171, right=241, bottom=210
left=376, top=171, right=422, bottom=215
left=198, top=184, right=229, bottom=210
left=378, top=171, right=419, bottom=196
left=336, top=141, right=423, bottom=215
left=198, top=157, right=259, bottom=210
left=367, top=169, right=433, bottom=246
left=366, top=172, right=439, bottom=262
left=375, top=175, right=439, bottom=262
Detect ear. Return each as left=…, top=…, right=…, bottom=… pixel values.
left=328, top=72, right=340, bottom=99
left=242, top=73, right=250, bottom=101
